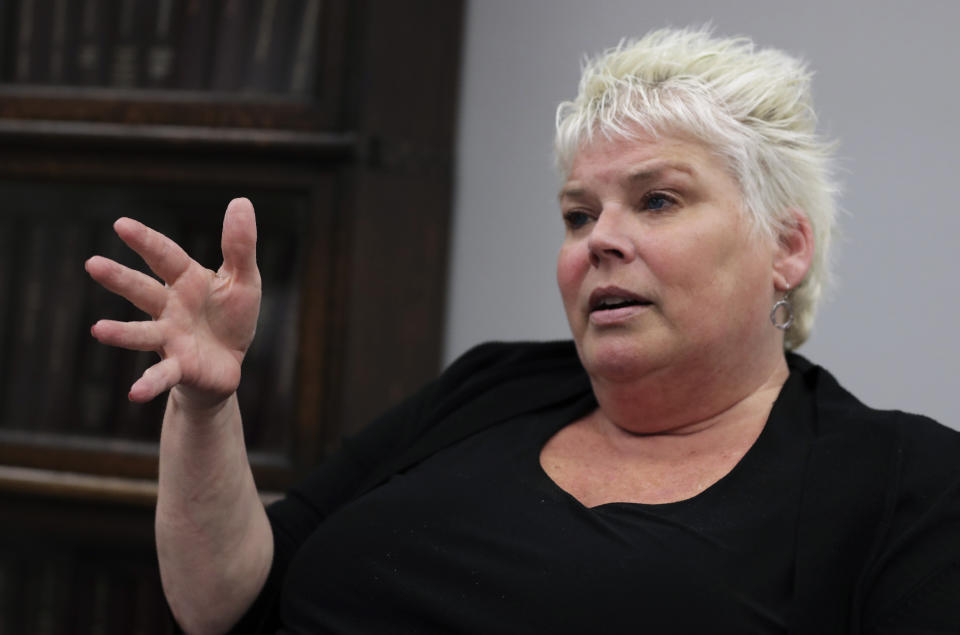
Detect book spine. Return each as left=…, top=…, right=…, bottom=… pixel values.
left=109, top=0, right=138, bottom=87
left=262, top=238, right=300, bottom=450
left=14, top=0, right=36, bottom=82
left=55, top=0, right=83, bottom=84
left=39, top=220, right=89, bottom=433
left=245, top=227, right=300, bottom=451
left=75, top=0, right=105, bottom=85
left=1, top=220, right=50, bottom=432
left=0, top=551, right=11, bottom=633
left=288, top=0, right=323, bottom=95
left=25, top=559, right=62, bottom=635
left=268, top=0, right=306, bottom=93
left=0, top=215, right=11, bottom=423
left=88, top=567, right=112, bottom=635
left=237, top=226, right=280, bottom=447
left=208, top=0, right=256, bottom=92
left=131, top=563, right=167, bottom=635
left=144, top=0, right=177, bottom=88
left=174, top=0, right=216, bottom=90
left=48, top=0, right=69, bottom=83
left=243, top=0, right=279, bottom=92
left=27, top=0, right=54, bottom=83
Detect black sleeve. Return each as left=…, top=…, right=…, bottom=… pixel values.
left=225, top=384, right=438, bottom=634
left=861, top=417, right=960, bottom=634
left=225, top=340, right=573, bottom=634
left=862, top=515, right=960, bottom=634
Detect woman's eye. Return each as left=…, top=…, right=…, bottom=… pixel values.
left=644, top=193, right=676, bottom=211
left=563, top=211, right=591, bottom=229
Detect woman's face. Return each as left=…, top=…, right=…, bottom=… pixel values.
left=556, top=131, right=781, bottom=383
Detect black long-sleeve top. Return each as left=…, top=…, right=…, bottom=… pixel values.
left=222, top=341, right=960, bottom=634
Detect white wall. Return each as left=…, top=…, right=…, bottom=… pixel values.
left=446, top=0, right=960, bottom=429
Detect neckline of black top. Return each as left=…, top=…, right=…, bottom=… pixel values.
left=528, top=362, right=812, bottom=513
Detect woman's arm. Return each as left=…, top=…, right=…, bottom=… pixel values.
left=156, top=392, right=272, bottom=635
left=86, top=199, right=269, bottom=635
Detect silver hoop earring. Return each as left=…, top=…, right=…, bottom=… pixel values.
left=770, top=288, right=794, bottom=331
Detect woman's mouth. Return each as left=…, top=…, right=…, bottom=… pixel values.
left=588, top=287, right=652, bottom=312
left=588, top=287, right=653, bottom=324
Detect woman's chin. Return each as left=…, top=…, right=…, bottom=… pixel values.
left=576, top=334, right=672, bottom=384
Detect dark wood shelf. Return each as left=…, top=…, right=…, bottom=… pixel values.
left=0, top=117, right=358, bottom=157
left=0, top=0, right=463, bottom=631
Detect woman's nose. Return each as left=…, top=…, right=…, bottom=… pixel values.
left=587, top=210, right=636, bottom=267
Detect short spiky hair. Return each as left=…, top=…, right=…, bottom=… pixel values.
left=554, top=27, right=838, bottom=349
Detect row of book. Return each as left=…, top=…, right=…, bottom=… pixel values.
left=0, top=195, right=302, bottom=453
left=2, top=0, right=325, bottom=95
left=0, top=541, right=170, bottom=635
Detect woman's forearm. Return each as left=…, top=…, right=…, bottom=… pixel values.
left=155, top=389, right=273, bottom=635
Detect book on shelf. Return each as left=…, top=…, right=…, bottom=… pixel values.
left=5, top=0, right=329, bottom=94
left=0, top=548, right=11, bottom=633
left=0, top=554, right=25, bottom=634
left=144, top=0, right=178, bottom=88
left=109, top=0, right=139, bottom=87
left=0, top=215, right=12, bottom=424
left=125, top=556, right=169, bottom=635
left=47, top=0, right=70, bottom=84
left=208, top=0, right=256, bottom=92
left=73, top=557, right=117, bottom=635
left=1, top=219, right=52, bottom=433
left=174, top=0, right=217, bottom=90
left=74, top=0, right=109, bottom=86
left=28, top=558, right=64, bottom=635
left=262, top=230, right=299, bottom=452
left=245, top=0, right=307, bottom=94
left=27, top=0, right=56, bottom=83
left=257, top=249, right=299, bottom=452
left=288, top=0, right=323, bottom=95
left=38, top=218, right=89, bottom=434
left=61, top=553, right=106, bottom=634
left=14, top=0, right=36, bottom=82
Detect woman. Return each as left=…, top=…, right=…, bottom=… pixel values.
left=86, top=28, right=960, bottom=634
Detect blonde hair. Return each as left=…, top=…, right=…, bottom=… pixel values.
left=555, top=27, right=838, bottom=349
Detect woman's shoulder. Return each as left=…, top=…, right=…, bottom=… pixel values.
left=429, top=340, right=591, bottom=420
left=784, top=354, right=960, bottom=630
left=787, top=351, right=958, bottom=447
left=442, top=340, right=583, bottom=379
left=786, top=351, right=960, bottom=528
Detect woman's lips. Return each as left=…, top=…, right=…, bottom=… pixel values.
left=589, top=302, right=651, bottom=326
left=587, top=286, right=653, bottom=326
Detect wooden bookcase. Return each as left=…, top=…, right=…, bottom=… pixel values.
left=0, top=0, right=463, bottom=631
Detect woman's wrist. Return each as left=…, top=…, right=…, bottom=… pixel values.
left=168, top=386, right=235, bottom=425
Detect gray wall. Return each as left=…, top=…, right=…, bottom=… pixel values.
left=445, top=0, right=960, bottom=429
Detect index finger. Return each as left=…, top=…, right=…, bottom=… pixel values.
left=113, top=217, right=193, bottom=285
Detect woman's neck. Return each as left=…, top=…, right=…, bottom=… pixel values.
left=587, top=351, right=790, bottom=440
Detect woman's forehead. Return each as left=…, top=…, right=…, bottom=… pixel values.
left=563, top=132, right=724, bottom=187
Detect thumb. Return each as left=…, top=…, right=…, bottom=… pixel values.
left=220, top=197, right=258, bottom=281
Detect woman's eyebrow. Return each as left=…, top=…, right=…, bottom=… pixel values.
left=626, top=162, right=696, bottom=184
left=557, top=186, right=588, bottom=201
left=558, top=162, right=696, bottom=200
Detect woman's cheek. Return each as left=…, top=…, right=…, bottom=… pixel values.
left=555, top=243, right=585, bottom=304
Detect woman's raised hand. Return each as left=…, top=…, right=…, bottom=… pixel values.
left=85, top=198, right=261, bottom=410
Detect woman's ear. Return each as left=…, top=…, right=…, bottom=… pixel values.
left=773, top=209, right=814, bottom=291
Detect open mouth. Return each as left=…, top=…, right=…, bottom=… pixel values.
left=591, top=297, right=650, bottom=312
left=588, top=288, right=653, bottom=313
